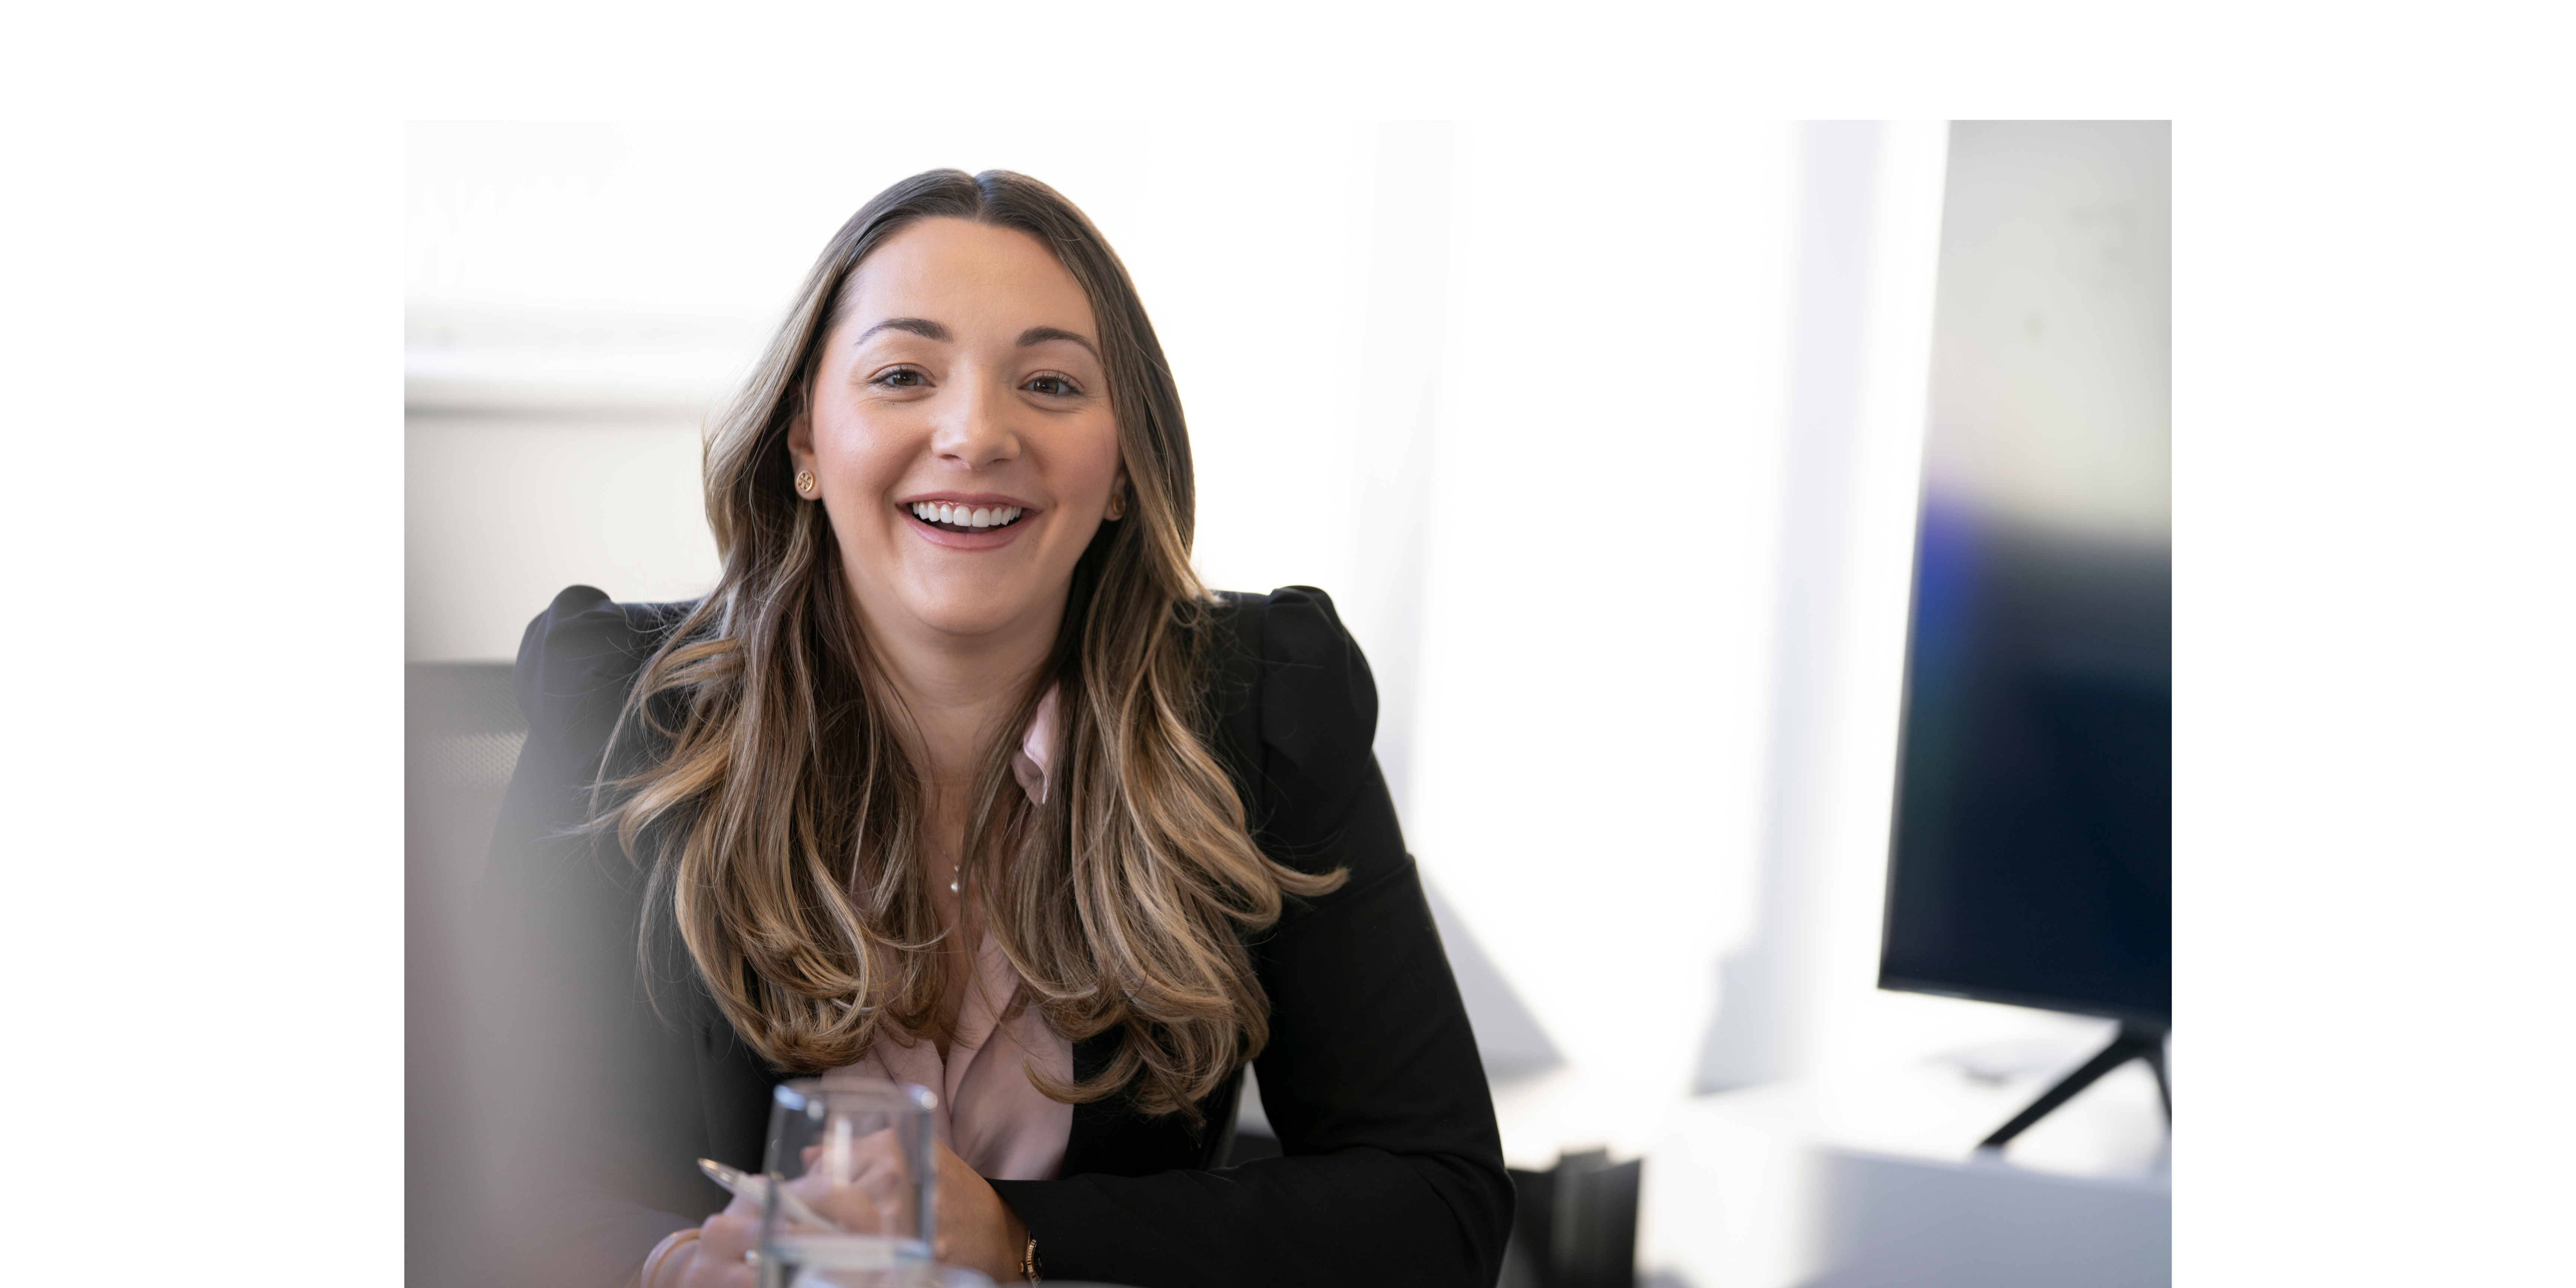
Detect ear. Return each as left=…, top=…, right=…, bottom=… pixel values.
left=786, top=406, right=817, bottom=476
left=1108, top=463, right=1131, bottom=520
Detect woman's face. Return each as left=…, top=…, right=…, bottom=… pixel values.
left=791, top=217, right=1126, bottom=646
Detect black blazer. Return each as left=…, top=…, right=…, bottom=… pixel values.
left=475, top=584, right=1512, bottom=1288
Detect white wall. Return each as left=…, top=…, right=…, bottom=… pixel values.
left=1402, top=119, right=1799, bottom=1115
left=406, top=414, right=716, bottom=660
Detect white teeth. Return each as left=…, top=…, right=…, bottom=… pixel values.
left=911, top=503, right=1024, bottom=527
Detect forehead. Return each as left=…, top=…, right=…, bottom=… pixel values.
left=839, top=217, right=1095, bottom=334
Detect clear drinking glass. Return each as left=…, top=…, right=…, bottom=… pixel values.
left=757, top=1079, right=942, bottom=1287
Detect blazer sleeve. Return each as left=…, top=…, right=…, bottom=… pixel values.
left=990, top=587, right=1515, bottom=1288
left=470, top=586, right=733, bottom=1288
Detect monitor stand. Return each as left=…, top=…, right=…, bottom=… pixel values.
left=1979, top=1022, right=2170, bottom=1151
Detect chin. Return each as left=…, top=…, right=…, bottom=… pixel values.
left=902, top=582, right=1047, bottom=638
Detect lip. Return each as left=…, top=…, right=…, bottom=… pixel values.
left=897, top=493, right=1041, bottom=552
left=897, top=491, right=1038, bottom=510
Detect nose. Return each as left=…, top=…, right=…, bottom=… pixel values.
left=930, top=375, right=1022, bottom=471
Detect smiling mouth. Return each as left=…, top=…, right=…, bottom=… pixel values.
left=907, top=501, right=1028, bottom=533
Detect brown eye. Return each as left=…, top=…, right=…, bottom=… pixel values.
left=874, top=367, right=926, bottom=388
left=1026, top=374, right=1079, bottom=397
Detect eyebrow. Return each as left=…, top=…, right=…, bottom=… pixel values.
left=855, top=317, right=951, bottom=344
left=850, top=318, right=1099, bottom=362
left=1017, top=326, right=1101, bottom=360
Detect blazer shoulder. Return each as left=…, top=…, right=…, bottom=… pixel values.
left=1205, top=586, right=1380, bottom=857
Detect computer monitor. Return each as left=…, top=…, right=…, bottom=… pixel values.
left=1880, top=502, right=2169, bottom=1026
left=1878, top=121, right=2171, bottom=1033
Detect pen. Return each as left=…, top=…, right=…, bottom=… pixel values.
left=696, top=1158, right=848, bottom=1233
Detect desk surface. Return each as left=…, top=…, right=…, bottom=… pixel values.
left=1492, top=1057, right=2169, bottom=1288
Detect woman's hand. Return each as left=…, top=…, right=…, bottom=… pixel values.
left=665, top=1191, right=761, bottom=1288
left=932, top=1136, right=1027, bottom=1282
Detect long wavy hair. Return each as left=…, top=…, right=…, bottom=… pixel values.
left=593, top=169, right=1342, bottom=1120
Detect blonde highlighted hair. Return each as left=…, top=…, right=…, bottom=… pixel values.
left=592, top=169, right=1339, bottom=1121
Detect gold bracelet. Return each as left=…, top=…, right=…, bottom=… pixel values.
left=642, top=1227, right=701, bottom=1288
left=1022, top=1234, right=1042, bottom=1283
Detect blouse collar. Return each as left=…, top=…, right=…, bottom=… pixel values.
left=1009, top=684, right=1061, bottom=806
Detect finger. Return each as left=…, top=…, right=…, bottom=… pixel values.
left=699, top=1212, right=760, bottom=1261
left=679, top=1244, right=758, bottom=1288
left=678, top=1216, right=762, bottom=1288
left=810, top=1188, right=893, bottom=1233
left=677, top=1243, right=758, bottom=1288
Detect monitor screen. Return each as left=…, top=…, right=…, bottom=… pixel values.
left=1879, top=122, right=2171, bottom=1026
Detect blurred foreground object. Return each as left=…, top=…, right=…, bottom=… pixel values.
left=405, top=662, right=527, bottom=1288
left=1882, top=121, right=2172, bottom=1150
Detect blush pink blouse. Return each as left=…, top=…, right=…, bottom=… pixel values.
left=822, top=688, right=1075, bottom=1182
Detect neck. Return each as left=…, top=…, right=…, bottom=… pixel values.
left=852, top=588, right=1062, bottom=795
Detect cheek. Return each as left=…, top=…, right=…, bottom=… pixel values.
left=814, top=407, right=916, bottom=489
left=1063, top=418, right=1125, bottom=498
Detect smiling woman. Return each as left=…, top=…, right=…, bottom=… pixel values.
left=476, top=170, right=1510, bottom=1288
